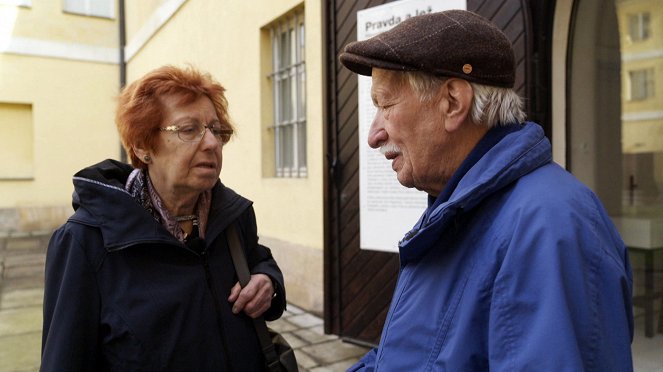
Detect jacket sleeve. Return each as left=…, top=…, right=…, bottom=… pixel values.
left=347, top=348, right=377, bottom=372
left=488, top=195, right=633, bottom=371
left=41, top=225, right=101, bottom=371
left=238, top=206, right=286, bottom=321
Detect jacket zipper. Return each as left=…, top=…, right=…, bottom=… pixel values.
left=106, top=239, right=237, bottom=370
left=200, top=249, right=235, bottom=372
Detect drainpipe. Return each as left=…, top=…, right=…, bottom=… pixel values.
left=118, top=0, right=127, bottom=163
left=323, top=0, right=343, bottom=337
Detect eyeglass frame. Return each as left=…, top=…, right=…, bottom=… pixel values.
left=159, top=119, right=233, bottom=144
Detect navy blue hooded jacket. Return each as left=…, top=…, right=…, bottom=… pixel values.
left=41, top=159, right=286, bottom=371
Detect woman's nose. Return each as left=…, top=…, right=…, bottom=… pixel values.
left=201, top=127, right=221, bottom=147
left=367, top=115, right=388, bottom=149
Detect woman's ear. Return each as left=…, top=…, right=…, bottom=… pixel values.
left=133, top=147, right=151, bottom=164
left=440, top=78, right=473, bottom=132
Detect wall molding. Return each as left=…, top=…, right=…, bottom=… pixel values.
left=622, top=48, right=663, bottom=63
left=0, top=0, right=187, bottom=64
left=623, top=110, right=663, bottom=122
left=0, top=0, right=31, bottom=6
left=1, top=36, right=118, bottom=64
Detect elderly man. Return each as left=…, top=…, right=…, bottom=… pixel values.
left=340, top=9, right=633, bottom=371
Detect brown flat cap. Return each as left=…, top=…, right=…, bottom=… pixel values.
left=339, top=10, right=515, bottom=88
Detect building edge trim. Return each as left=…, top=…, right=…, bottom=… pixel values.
left=123, top=0, right=187, bottom=62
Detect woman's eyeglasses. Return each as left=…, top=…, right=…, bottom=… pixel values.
left=160, top=119, right=233, bottom=144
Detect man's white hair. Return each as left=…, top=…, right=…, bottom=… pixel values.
left=402, top=71, right=526, bottom=127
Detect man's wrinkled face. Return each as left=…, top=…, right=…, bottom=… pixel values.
left=368, top=69, right=452, bottom=195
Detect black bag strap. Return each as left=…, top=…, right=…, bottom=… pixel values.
left=226, top=223, right=282, bottom=372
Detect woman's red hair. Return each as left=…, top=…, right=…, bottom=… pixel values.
left=116, top=65, right=234, bottom=169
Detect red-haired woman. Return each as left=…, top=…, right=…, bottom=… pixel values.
left=41, top=65, right=287, bottom=371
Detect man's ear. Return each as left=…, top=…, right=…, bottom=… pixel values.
left=440, top=78, right=473, bottom=132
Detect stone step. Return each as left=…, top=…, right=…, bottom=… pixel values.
left=4, top=254, right=46, bottom=268
left=3, top=238, right=50, bottom=252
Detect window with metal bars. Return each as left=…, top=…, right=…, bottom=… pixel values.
left=268, top=9, right=306, bottom=178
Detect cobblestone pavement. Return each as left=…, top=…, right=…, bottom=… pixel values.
left=0, top=232, right=369, bottom=372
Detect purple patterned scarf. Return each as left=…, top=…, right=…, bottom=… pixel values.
left=125, top=168, right=210, bottom=242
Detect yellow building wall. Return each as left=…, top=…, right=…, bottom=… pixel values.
left=617, top=0, right=663, bottom=154
left=0, top=2, right=119, bottom=229
left=6, top=1, right=117, bottom=46
left=124, top=0, right=325, bottom=312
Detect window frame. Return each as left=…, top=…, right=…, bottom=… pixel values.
left=0, top=102, right=34, bottom=180
left=268, top=9, right=307, bottom=178
left=628, top=12, right=650, bottom=42
left=628, top=68, right=655, bottom=101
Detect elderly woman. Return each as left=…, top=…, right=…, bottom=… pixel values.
left=41, top=65, right=286, bottom=371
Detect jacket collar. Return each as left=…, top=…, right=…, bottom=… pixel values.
left=69, top=159, right=251, bottom=251
left=399, top=122, right=552, bottom=263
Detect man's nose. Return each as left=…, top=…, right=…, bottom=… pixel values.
left=367, top=115, right=388, bottom=149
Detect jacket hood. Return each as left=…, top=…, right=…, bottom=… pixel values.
left=399, top=122, right=552, bottom=263
left=69, top=159, right=251, bottom=250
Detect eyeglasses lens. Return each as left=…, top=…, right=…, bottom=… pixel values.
left=175, top=120, right=231, bottom=144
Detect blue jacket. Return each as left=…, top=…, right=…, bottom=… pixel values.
left=41, top=159, right=286, bottom=371
left=349, top=123, right=633, bottom=371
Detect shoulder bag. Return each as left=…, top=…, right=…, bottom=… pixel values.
left=226, top=223, right=299, bottom=372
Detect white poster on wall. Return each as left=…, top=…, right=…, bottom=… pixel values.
left=357, top=0, right=467, bottom=252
